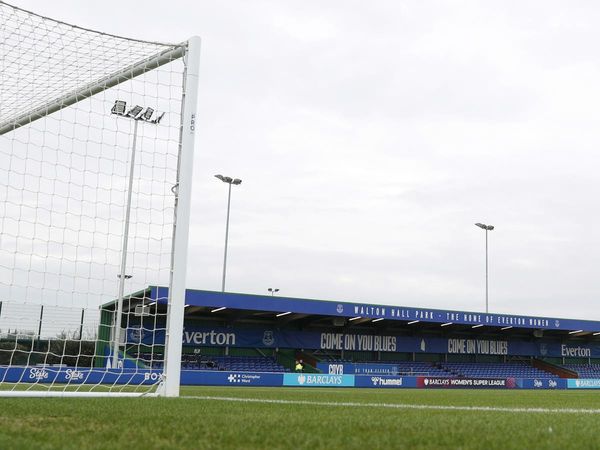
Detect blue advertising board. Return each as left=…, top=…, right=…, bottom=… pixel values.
left=0, top=366, right=163, bottom=385
left=567, top=379, right=600, bottom=389
left=148, top=286, right=600, bottom=333
left=180, top=370, right=283, bottom=386
left=282, top=373, right=355, bottom=387
left=127, top=322, right=600, bottom=358
left=518, top=378, right=565, bottom=389
left=0, top=366, right=577, bottom=389
left=354, top=375, right=417, bottom=388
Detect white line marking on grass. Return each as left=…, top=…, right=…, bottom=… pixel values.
left=181, top=395, right=600, bottom=415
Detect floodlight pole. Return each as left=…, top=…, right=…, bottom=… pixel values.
left=110, top=100, right=163, bottom=369
left=223, top=182, right=232, bottom=292
left=475, top=223, right=494, bottom=314
left=215, top=175, right=242, bottom=292
left=112, top=119, right=139, bottom=369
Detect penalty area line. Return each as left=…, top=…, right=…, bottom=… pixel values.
left=181, top=395, right=600, bottom=415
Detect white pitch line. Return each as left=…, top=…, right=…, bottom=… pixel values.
left=181, top=395, right=600, bottom=415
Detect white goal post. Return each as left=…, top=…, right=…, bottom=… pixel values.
left=0, top=2, right=199, bottom=397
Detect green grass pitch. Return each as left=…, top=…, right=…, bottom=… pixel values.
left=1, top=387, right=600, bottom=449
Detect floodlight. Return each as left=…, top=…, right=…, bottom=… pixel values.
left=126, top=105, right=143, bottom=118
left=372, top=318, right=384, bottom=322
left=475, top=223, right=486, bottom=229
left=349, top=316, right=362, bottom=321
left=215, top=174, right=225, bottom=181
left=111, top=100, right=127, bottom=115
left=407, top=320, right=419, bottom=325
left=211, top=307, right=226, bottom=313
left=232, top=178, right=242, bottom=185
left=487, top=225, right=494, bottom=231
left=142, top=107, right=154, bottom=121
left=276, top=311, right=292, bottom=317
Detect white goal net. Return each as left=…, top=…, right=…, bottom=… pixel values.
left=0, top=2, right=199, bottom=396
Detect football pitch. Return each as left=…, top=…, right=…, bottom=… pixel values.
left=1, top=387, right=600, bottom=449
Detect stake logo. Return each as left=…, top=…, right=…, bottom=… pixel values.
left=29, top=368, right=49, bottom=380
left=65, top=369, right=84, bottom=381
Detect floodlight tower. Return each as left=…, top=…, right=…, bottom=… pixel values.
left=475, top=222, right=494, bottom=314
left=215, top=175, right=242, bottom=292
left=268, top=288, right=279, bottom=296
left=110, top=100, right=164, bottom=368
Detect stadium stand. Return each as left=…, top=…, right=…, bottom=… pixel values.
left=321, top=359, right=453, bottom=376
left=562, top=364, right=600, bottom=378
left=133, top=354, right=289, bottom=372
left=440, top=362, right=555, bottom=379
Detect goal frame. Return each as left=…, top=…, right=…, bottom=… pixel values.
left=0, top=31, right=200, bottom=397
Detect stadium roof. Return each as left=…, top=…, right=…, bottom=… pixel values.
left=113, top=286, right=600, bottom=340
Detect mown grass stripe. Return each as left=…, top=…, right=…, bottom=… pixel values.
left=182, top=395, right=600, bottom=415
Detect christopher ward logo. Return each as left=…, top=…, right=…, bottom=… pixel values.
left=228, top=373, right=262, bottom=384
left=228, top=374, right=241, bottom=383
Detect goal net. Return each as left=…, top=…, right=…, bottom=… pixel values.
left=0, top=2, right=199, bottom=396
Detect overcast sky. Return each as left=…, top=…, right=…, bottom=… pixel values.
left=14, top=0, right=600, bottom=320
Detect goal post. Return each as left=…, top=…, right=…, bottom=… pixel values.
left=162, top=35, right=201, bottom=398
left=0, top=1, right=200, bottom=397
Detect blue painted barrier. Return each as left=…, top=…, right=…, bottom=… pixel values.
left=0, top=366, right=589, bottom=389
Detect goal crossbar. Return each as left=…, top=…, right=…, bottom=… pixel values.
left=0, top=44, right=186, bottom=136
